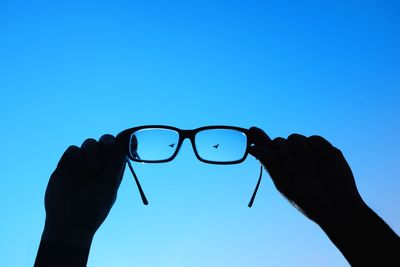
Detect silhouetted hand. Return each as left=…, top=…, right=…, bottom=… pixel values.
left=35, top=134, right=128, bottom=266
left=248, top=127, right=364, bottom=224
left=248, top=127, right=399, bottom=266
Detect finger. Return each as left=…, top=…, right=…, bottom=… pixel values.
left=81, top=138, right=98, bottom=151
left=98, top=134, right=116, bottom=156
left=249, top=126, right=272, bottom=147
left=81, top=138, right=100, bottom=176
left=55, top=145, right=83, bottom=176
left=100, top=133, right=129, bottom=192
left=287, top=133, right=313, bottom=173
left=268, top=137, right=299, bottom=195
left=248, top=146, right=267, bottom=162
left=57, top=145, right=81, bottom=168
left=307, top=136, right=345, bottom=166
left=248, top=127, right=274, bottom=165
left=306, top=135, right=334, bottom=162
left=99, top=134, right=115, bottom=147
left=50, top=145, right=84, bottom=190
left=308, top=137, right=356, bottom=188
left=306, top=135, right=346, bottom=186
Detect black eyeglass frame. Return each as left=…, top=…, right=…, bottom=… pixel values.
left=119, top=125, right=251, bottom=165
left=117, top=125, right=263, bottom=208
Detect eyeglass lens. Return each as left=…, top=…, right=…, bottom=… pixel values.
left=130, top=128, right=179, bottom=161
left=195, top=129, right=247, bottom=162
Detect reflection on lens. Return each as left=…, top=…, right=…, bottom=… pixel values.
left=129, top=128, right=179, bottom=161
left=195, top=129, right=247, bottom=162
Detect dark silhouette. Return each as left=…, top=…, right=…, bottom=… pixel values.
left=35, top=127, right=399, bottom=266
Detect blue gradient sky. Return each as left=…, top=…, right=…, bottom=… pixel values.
left=1, top=1, right=399, bottom=266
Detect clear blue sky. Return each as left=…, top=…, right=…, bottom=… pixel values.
left=1, top=0, right=399, bottom=266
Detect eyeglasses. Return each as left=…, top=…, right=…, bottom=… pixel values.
left=118, top=125, right=263, bottom=207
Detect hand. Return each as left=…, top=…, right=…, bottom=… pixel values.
left=41, top=134, right=128, bottom=248
left=248, top=127, right=365, bottom=224
left=248, top=127, right=400, bottom=265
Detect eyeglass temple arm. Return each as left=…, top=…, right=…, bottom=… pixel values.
left=126, top=159, right=261, bottom=207
left=248, top=165, right=263, bottom=208
left=126, top=160, right=149, bottom=205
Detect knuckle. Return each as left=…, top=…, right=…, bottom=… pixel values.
left=287, top=133, right=306, bottom=144
left=58, top=145, right=81, bottom=167
left=307, top=135, right=335, bottom=151
left=272, top=137, right=286, bottom=143
left=99, top=134, right=116, bottom=144
left=65, top=145, right=80, bottom=154
left=271, top=137, right=288, bottom=152
left=308, top=135, right=327, bottom=143
left=81, top=138, right=97, bottom=147
left=332, top=146, right=344, bottom=156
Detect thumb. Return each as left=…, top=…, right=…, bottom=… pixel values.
left=248, top=127, right=274, bottom=168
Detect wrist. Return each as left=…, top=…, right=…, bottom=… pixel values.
left=35, top=238, right=91, bottom=267
left=317, top=200, right=400, bottom=266
left=317, top=198, right=369, bottom=231
left=42, top=218, right=94, bottom=249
